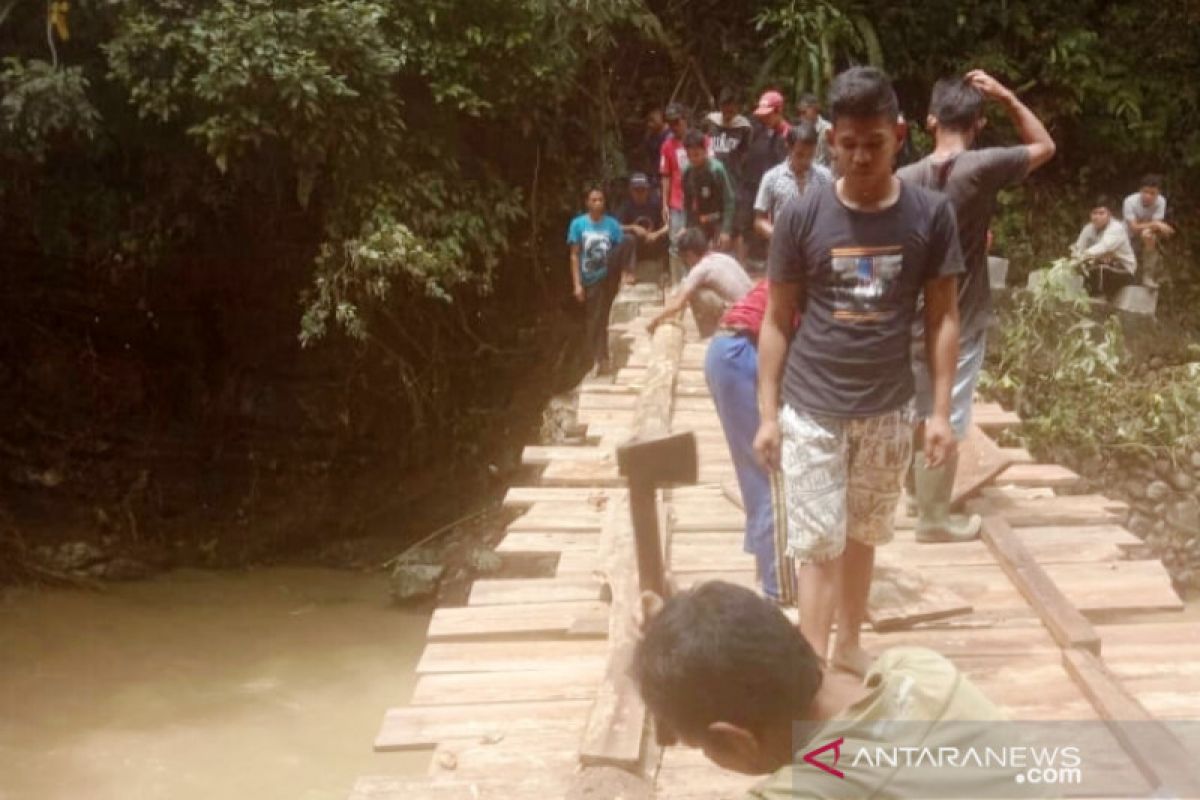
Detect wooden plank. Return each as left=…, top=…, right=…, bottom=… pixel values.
left=540, top=459, right=622, bottom=487
left=352, top=776, right=573, bottom=800
left=468, top=576, right=602, bottom=605
left=580, top=493, right=648, bottom=768
left=426, top=600, right=608, bottom=639
left=980, top=493, right=1127, bottom=527
left=867, top=564, right=973, bottom=631
left=374, top=699, right=592, bottom=750
left=503, top=485, right=622, bottom=508
left=521, top=445, right=611, bottom=466
left=999, top=446, right=1035, bottom=464
left=973, top=402, right=1022, bottom=433
left=978, top=512, right=1101, bottom=654
left=952, top=424, right=1012, bottom=504
left=416, top=639, right=609, bottom=674
left=996, top=462, right=1084, bottom=489
left=496, top=531, right=600, bottom=553
left=1062, top=649, right=1200, bottom=797
left=412, top=667, right=604, bottom=705
left=427, top=735, right=580, bottom=781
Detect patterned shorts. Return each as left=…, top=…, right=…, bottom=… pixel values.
left=778, top=403, right=916, bottom=563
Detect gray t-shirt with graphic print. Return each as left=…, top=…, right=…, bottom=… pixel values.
left=897, top=146, right=1028, bottom=338
left=768, top=183, right=964, bottom=418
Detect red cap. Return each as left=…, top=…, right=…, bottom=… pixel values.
left=754, top=90, right=784, bottom=117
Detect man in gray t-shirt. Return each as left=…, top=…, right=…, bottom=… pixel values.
left=896, top=69, right=1055, bottom=544
left=1122, top=173, right=1175, bottom=287
left=756, top=67, right=963, bottom=678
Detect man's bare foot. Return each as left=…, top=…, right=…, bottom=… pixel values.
left=830, top=643, right=874, bottom=677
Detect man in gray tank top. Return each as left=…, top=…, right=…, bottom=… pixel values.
left=897, top=70, right=1055, bottom=543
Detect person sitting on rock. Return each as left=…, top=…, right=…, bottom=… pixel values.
left=1072, top=195, right=1137, bottom=299
left=1122, top=174, right=1175, bottom=288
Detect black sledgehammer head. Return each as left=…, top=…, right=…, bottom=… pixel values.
left=616, top=431, right=698, bottom=485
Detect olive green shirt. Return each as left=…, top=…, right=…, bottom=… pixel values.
left=747, top=647, right=1036, bottom=799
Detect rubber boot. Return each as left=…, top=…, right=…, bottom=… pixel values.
left=913, top=451, right=981, bottom=543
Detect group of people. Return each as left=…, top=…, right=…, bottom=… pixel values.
left=569, top=65, right=1075, bottom=797
left=1072, top=174, right=1175, bottom=299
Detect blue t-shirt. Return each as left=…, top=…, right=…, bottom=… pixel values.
left=567, top=214, right=624, bottom=287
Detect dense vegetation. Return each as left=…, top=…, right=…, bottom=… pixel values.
left=2, top=0, right=1197, bottom=560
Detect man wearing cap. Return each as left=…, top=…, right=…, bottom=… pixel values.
left=612, top=172, right=669, bottom=283
left=738, top=90, right=792, bottom=269
left=660, top=103, right=710, bottom=281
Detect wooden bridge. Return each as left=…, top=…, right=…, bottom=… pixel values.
left=349, top=284, right=1200, bottom=799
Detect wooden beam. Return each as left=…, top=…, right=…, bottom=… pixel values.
left=1062, top=648, right=1200, bottom=798
left=977, top=510, right=1101, bottom=654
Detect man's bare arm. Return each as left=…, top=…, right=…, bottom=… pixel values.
left=922, top=275, right=960, bottom=466
left=754, top=211, right=774, bottom=240
left=753, top=281, right=800, bottom=470
left=968, top=69, right=1055, bottom=172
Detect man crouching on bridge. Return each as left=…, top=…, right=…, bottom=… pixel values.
left=632, top=581, right=1039, bottom=799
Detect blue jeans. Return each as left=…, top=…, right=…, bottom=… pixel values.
left=705, top=333, right=781, bottom=599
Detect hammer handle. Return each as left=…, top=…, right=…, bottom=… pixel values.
left=628, top=484, right=666, bottom=598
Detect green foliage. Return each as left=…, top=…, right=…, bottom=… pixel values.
left=983, top=260, right=1200, bottom=460
left=0, top=57, right=98, bottom=161
left=755, top=2, right=883, bottom=97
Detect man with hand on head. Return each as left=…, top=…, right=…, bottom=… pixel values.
left=755, top=67, right=964, bottom=677
left=897, top=69, right=1054, bottom=543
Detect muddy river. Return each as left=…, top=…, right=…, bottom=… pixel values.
left=0, top=568, right=430, bottom=800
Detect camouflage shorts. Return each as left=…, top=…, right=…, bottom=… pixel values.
left=778, top=402, right=916, bottom=563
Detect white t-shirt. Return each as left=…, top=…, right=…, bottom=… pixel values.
left=1122, top=192, right=1166, bottom=237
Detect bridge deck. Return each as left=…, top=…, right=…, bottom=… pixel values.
left=351, top=287, right=1199, bottom=800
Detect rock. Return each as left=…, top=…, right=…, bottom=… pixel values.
left=1146, top=480, right=1172, bottom=502
left=1154, top=459, right=1172, bottom=478
left=1150, top=356, right=1165, bottom=370
left=1127, top=511, right=1154, bottom=538
left=1124, top=480, right=1146, bottom=500
left=1191, top=451, right=1200, bottom=470
left=1082, top=456, right=1104, bottom=476
left=1166, top=497, right=1200, bottom=534
left=51, top=541, right=106, bottom=571
left=467, top=548, right=503, bottom=575
left=389, top=563, right=445, bottom=604
left=102, top=557, right=153, bottom=581
left=1170, top=470, right=1195, bottom=492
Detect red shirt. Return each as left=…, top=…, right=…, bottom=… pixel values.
left=720, top=279, right=800, bottom=338
left=660, top=132, right=711, bottom=211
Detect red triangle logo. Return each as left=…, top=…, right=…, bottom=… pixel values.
left=802, top=736, right=845, bottom=779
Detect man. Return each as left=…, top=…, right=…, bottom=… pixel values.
left=796, top=93, right=833, bottom=169
left=613, top=172, right=669, bottom=282
left=1123, top=174, right=1174, bottom=287
left=632, top=581, right=1025, bottom=798
left=755, top=67, right=963, bottom=676
left=737, top=90, right=792, bottom=268
left=754, top=122, right=834, bottom=241
left=643, top=107, right=670, bottom=184
left=682, top=129, right=737, bottom=251
left=1072, top=196, right=1137, bottom=299
left=647, top=227, right=752, bottom=333
left=703, top=281, right=801, bottom=605
left=567, top=185, right=624, bottom=374
left=897, top=69, right=1055, bottom=543
left=706, top=87, right=754, bottom=186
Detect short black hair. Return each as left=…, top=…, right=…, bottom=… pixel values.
left=665, top=102, right=687, bottom=121
left=930, top=76, right=985, bottom=132
left=1092, top=194, right=1112, bottom=211
left=631, top=581, right=824, bottom=742
left=1140, top=174, right=1163, bottom=190
left=584, top=183, right=606, bottom=202
left=677, top=227, right=709, bottom=257
left=828, top=66, right=899, bottom=124
left=683, top=129, right=707, bottom=150
left=787, top=120, right=819, bottom=147
left=797, top=93, right=820, bottom=109
left=718, top=86, right=739, bottom=106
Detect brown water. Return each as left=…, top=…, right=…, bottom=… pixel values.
left=0, top=568, right=431, bottom=800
